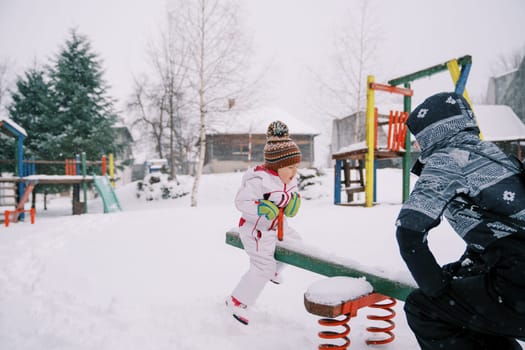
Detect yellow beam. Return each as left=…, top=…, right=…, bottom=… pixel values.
left=109, top=153, right=115, bottom=188
left=365, top=76, right=375, bottom=207
left=447, top=59, right=483, bottom=140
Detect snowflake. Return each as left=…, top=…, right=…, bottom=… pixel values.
left=502, top=190, right=515, bottom=203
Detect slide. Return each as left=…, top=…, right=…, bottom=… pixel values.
left=93, top=175, right=122, bottom=213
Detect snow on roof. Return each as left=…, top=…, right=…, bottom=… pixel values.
left=474, top=105, right=525, bottom=142
left=209, top=107, right=319, bottom=135
left=354, top=103, right=525, bottom=143
left=0, top=115, right=27, bottom=137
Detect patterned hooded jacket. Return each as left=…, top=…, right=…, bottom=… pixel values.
left=396, top=92, right=525, bottom=251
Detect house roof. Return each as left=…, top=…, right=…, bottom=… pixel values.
left=364, top=103, right=525, bottom=142
left=474, top=105, right=525, bottom=142
left=0, top=115, right=27, bottom=137
left=209, top=107, right=319, bottom=135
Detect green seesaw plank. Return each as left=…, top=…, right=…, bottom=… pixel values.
left=225, top=230, right=415, bottom=301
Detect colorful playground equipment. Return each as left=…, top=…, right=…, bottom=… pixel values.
left=1, top=152, right=121, bottom=223
left=305, top=283, right=397, bottom=349
left=333, top=55, right=475, bottom=207
left=0, top=116, right=121, bottom=223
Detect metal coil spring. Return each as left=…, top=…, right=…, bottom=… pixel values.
left=365, top=296, right=397, bottom=345
left=318, top=313, right=351, bottom=350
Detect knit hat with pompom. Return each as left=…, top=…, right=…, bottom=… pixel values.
left=263, top=120, right=302, bottom=171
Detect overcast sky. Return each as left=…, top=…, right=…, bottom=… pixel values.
left=1, top=0, right=524, bottom=127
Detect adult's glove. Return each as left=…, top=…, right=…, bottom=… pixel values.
left=442, top=246, right=486, bottom=279
left=257, top=199, right=279, bottom=221
left=284, top=192, right=301, bottom=217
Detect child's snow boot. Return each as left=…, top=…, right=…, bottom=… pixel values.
left=270, top=272, right=283, bottom=285
left=226, top=296, right=249, bottom=325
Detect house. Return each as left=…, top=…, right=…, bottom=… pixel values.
left=486, top=57, right=525, bottom=124
left=204, top=107, right=319, bottom=173
left=474, top=105, right=525, bottom=159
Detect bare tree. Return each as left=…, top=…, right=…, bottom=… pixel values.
left=148, top=10, right=192, bottom=180
left=128, top=76, right=168, bottom=159
left=170, top=0, right=253, bottom=206
left=491, top=45, right=525, bottom=76
left=314, top=0, right=382, bottom=143
left=127, top=10, right=194, bottom=181
left=0, top=58, right=12, bottom=114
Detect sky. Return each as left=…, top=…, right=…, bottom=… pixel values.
left=1, top=0, right=525, bottom=162
left=0, top=168, right=468, bottom=349
left=1, top=0, right=524, bottom=113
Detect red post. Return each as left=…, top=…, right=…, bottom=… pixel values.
left=387, top=111, right=394, bottom=150
left=65, top=159, right=77, bottom=175
left=277, top=208, right=284, bottom=241
left=4, top=210, right=9, bottom=227
left=101, top=155, right=107, bottom=175
left=393, top=111, right=401, bottom=151
left=30, top=208, right=36, bottom=224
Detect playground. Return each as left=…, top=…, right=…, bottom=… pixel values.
left=0, top=167, right=462, bottom=349
left=0, top=54, right=492, bottom=349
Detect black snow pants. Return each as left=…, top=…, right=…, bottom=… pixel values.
left=404, top=236, right=525, bottom=350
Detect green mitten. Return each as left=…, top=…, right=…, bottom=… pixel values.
left=257, top=199, right=279, bottom=220
left=284, top=192, right=301, bottom=217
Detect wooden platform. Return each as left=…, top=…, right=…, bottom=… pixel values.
left=332, top=147, right=405, bottom=161
left=332, top=147, right=406, bottom=205
left=0, top=175, right=94, bottom=185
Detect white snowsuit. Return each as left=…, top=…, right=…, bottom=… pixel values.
left=231, top=165, right=301, bottom=306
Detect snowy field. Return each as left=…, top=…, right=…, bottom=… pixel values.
left=0, top=168, right=498, bottom=349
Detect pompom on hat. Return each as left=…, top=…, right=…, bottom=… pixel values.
left=263, top=120, right=302, bottom=171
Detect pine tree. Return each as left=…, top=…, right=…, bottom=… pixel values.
left=7, top=29, right=125, bottom=179
left=48, top=29, right=122, bottom=162
left=8, top=67, right=56, bottom=160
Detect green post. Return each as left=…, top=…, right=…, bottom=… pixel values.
left=81, top=152, right=88, bottom=213
left=402, top=83, right=412, bottom=202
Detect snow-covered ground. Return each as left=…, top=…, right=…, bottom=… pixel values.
left=0, top=168, right=486, bottom=349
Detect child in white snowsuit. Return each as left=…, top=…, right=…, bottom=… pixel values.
left=227, top=120, right=302, bottom=325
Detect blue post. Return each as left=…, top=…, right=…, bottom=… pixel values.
left=17, top=135, right=25, bottom=220
left=334, top=160, right=342, bottom=205
left=455, top=63, right=471, bottom=95
left=75, top=154, right=81, bottom=175
left=373, top=160, right=377, bottom=203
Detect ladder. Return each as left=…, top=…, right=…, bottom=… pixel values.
left=12, top=181, right=36, bottom=223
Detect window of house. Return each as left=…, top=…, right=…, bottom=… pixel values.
left=232, top=143, right=249, bottom=156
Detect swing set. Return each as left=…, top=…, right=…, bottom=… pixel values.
left=333, top=55, right=475, bottom=207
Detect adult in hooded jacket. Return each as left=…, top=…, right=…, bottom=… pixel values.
left=396, top=92, right=525, bottom=350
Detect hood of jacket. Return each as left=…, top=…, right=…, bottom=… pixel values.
left=407, top=92, right=480, bottom=162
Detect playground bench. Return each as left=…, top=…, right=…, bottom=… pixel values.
left=225, top=230, right=414, bottom=301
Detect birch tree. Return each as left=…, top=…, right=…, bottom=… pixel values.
left=171, top=0, right=252, bottom=206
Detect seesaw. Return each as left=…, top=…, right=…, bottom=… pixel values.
left=226, top=230, right=416, bottom=348
left=225, top=230, right=414, bottom=301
